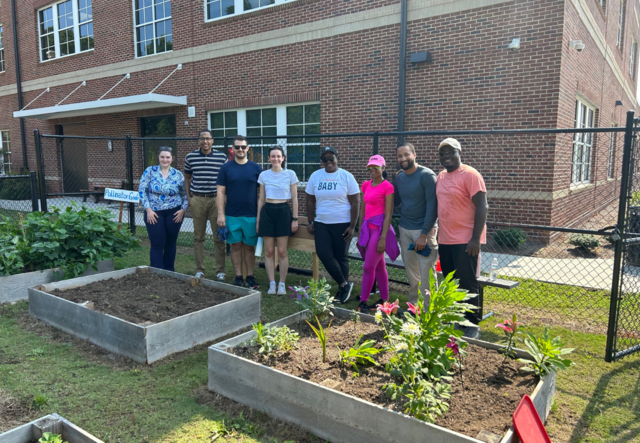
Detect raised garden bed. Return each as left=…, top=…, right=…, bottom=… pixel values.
left=28, top=266, right=261, bottom=364
left=0, top=260, right=114, bottom=305
left=0, top=413, right=103, bottom=443
left=208, top=308, right=555, bottom=443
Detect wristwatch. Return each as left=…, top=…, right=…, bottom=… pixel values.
left=292, top=218, right=299, bottom=221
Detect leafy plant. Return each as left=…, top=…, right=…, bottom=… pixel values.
left=383, top=378, right=452, bottom=423
left=517, top=327, right=575, bottom=376
left=289, top=278, right=334, bottom=319
left=306, top=316, right=333, bottom=363
left=495, top=314, right=523, bottom=361
left=250, top=322, right=299, bottom=355
left=568, top=233, right=600, bottom=251
left=492, top=228, right=527, bottom=248
left=338, top=334, right=380, bottom=372
left=33, top=393, right=49, bottom=408
left=39, top=433, right=68, bottom=443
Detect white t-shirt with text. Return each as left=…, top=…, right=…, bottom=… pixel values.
left=258, top=169, right=299, bottom=200
left=305, top=168, right=360, bottom=224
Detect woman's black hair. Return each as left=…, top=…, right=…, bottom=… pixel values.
left=382, top=169, right=388, bottom=180
left=268, top=145, right=286, bottom=168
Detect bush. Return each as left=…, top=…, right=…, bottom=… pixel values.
left=0, top=176, right=31, bottom=200
left=492, top=228, right=527, bottom=248
left=568, top=234, right=600, bottom=251
left=0, top=203, right=140, bottom=278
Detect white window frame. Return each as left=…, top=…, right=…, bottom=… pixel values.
left=630, top=40, right=637, bottom=78
left=0, top=131, right=11, bottom=176
left=208, top=102, right=321, bottom=181
left=572, top=99, right=595, bottom=185
left=133, top=0, right=173, bottom=58
left=38, top=0, right=94, bottom=62
left=204, top=0, right=290, bottom=22
left=0, top=25, right=5, bottom=73
left=617, top=0, right=625, bottom=49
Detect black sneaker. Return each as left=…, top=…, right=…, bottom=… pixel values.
left=233, top=276, right=244, bottom=287
left=357, top=301, right=370, bottom=314
left=245, top=275, right=259, bottom=290
left=368, top=298, right=385, bottom=309
left=338, top=282, right=354, bottom=304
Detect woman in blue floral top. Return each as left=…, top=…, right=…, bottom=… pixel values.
left=138, top=147, right=188, bottom=271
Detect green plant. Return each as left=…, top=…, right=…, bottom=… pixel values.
left=27, top=347, right=45, bottom=357
left=492, top=228, right=527, bottom=248
left=306, top=316, right=333, bottom=363
left=568, top=233, right=600, bottom=251
left=39, top=433, right=68, bottom=443
left=250, top=322, right=299, bottom=355
left=495, top=314, right=523, bottom=361
left=517, top=327, right=575, bottom=376
left=33, top=393, right=49, bottom=408
left=338, top=334, right=380, bottom=372
left=383, top=378, right=452, bottom=423
left=289, top=277, right=335, bottom=319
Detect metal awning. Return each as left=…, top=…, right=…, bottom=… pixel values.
left=13, top=93, right=187, bottom=120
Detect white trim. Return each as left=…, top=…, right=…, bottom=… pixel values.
left=204, top=0, right=290, bottom=23
left=38, top=0, right=94, bottom=62
left=133, top=0, right=173, bottom=58
left=12, top=93, right=187, bottom=119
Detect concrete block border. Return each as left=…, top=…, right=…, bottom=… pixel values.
left=0, top=260, right=114, bottom=304
left=28, top=266, right=261, bottom=364
left=0, top=413, right=103, bottom=443
left=208, top=308, right=555, bottom=443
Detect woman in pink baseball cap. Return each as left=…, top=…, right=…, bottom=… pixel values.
left=356, top=155, right=399, bottom=313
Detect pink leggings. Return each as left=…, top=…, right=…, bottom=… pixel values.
left=360, top=227, right=389, bottom=303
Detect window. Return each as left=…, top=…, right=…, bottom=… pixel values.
left=134, top=0, right=172, bottom=57
left=617, top=0, right=625, bottom=49
left=0, top=131, right=11, bottom=175
left=572, top=100, right=595, bottom=185
left=631, top=41, right=637, bottom=78
left=206, top=0, right=289, bottom=21
left=0, top=26, right=4, bottom=72
left=209, top=103, right=321, bottom=181
left=38, top=0, right=93, bottom=61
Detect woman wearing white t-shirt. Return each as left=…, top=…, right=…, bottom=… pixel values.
left=305, top=146, right=361, bottom=303
left=257, top=146, right=300, bottom=295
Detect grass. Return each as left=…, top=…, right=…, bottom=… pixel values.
left=0, top=246, right=638, bottom=442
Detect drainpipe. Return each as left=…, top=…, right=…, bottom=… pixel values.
left=396, top=0, right=408, bottom=146
left=11, top=0, right=28, bottom=170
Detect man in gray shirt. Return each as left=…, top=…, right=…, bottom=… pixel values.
left=394, top=143, right=438, bottom=304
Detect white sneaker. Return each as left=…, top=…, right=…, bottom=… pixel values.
left=267, top=282, right=277, bottom=295
left=195, top=272, right=204, bottom=279
left=277, top=282, right=287, bottom=295
left=216, top=273, right=226, bottom=282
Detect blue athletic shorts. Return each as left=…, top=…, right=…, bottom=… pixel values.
left=226, top=216, right=258, bottom=246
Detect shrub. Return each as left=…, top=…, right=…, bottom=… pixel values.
left=568, top=234, right=600, bottom=251
left=0, top=176, right=31, bottom=200
left=0, top=203, right=140, bottom=278
left=492, top=228, right=527, bottom=248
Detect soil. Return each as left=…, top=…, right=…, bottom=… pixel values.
left=0, top=389, right=37, bottom=433
left=49, top=271, right=241, bottom=324
left=234, top=317, right=538, bottom=439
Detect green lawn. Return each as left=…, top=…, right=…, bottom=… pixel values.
left=0, top=247, right=638, bottom=442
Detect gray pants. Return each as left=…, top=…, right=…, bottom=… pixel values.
left=399, top=227, right=438, bottom=304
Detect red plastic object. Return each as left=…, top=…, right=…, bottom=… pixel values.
left=513, top=395, right=551, bottom=443
left=435, top=259, right=441, bottom=272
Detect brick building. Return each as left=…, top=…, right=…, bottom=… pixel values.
left=0, top=0, right=638, bottom=229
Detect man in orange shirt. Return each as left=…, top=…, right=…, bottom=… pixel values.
left=436, top=138, right=488, bottom=337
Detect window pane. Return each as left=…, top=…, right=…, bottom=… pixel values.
left=211, top=130, right=224, bottom=138
left=287, top=145, right=303, bottom=163
left=244, top=0, right=259, bottom=10
left=262, top=108, right=276, bottom=126
left=225, top=111, right=237, bottom=128
left=305, top=104, right=320, bottom=123
left=211, top=113, right=224, bottom=128
left=222, top=0, right=234, bottom=15
left=207, top=1, right=221, bottom=19
left=287, top=106, right=303, bottom=125
left=247, top=110, right=261, bottom=127
left=247, top=127, right=261, bottom=138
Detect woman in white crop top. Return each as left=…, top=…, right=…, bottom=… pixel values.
left=256, top=146, right=300, bottom=295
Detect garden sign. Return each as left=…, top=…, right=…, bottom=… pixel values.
left=104, top=188, right=139, bottom=228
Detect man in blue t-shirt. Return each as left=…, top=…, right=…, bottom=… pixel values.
left=217, top=135, right=262, bottom=288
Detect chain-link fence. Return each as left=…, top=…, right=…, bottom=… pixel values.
left=0, top=173, right=38, bottom=218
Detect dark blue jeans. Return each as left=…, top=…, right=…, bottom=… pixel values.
left=144, top=207, right=183, bottom=272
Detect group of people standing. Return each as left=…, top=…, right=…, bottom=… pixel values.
left=138, top=130, right=487, bottom=336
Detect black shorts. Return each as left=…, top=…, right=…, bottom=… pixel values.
left=258, top=203, right=292, bottom=238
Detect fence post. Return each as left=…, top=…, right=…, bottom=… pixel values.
left=33, top=129, right=48, bottom=213
left=605, top=110, right=636, bottom=362
left=29, top=171, right=39, bottom=212
left=125, top=134, right=136, bottom=234
left=373, top=131, right=379, bottom=155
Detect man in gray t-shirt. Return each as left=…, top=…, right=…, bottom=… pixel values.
left=394, top=143, right=438, bottom=304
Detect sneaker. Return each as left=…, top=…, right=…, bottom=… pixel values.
left=367, top=298, right=385, bottom=309
left=277, top=282, right=287, bottom=295
left=195, top=272, right=204, bottom=279
left=267, top=282, right=277, bottom=295
left=245, top=275, right=259, bottom=290
left=338, top=282, right=354, bottom=304
left=357, top=301, right=370, bottom=314
left=233, top=276, right=244, bottom=287
left=216, top=273, right=226, bottom=282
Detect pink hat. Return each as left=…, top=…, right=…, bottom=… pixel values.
left=367, top=155, right=386, bottom=167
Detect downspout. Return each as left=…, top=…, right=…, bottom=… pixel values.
left=396, top=0, right=408, bottom=146
left=11, top=0, right=28, bottom=170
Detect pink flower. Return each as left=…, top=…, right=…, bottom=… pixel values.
left=446, top=337, right=459, bottom=355
left=407, top=302, right=421, bottom=315
left=377, top=300, right=400, bottom=315
left=495, top=319, right=522, bottom=334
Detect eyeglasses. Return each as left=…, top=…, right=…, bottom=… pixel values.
left=439, top=150, right=458, bottom=157
left=321, top=156, right=336, bottom=163
left=367, top=166, right=381, bottom=171
left=233, top=145, right=248, bottom=150
left=199, top=137, right=213, bottom=141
